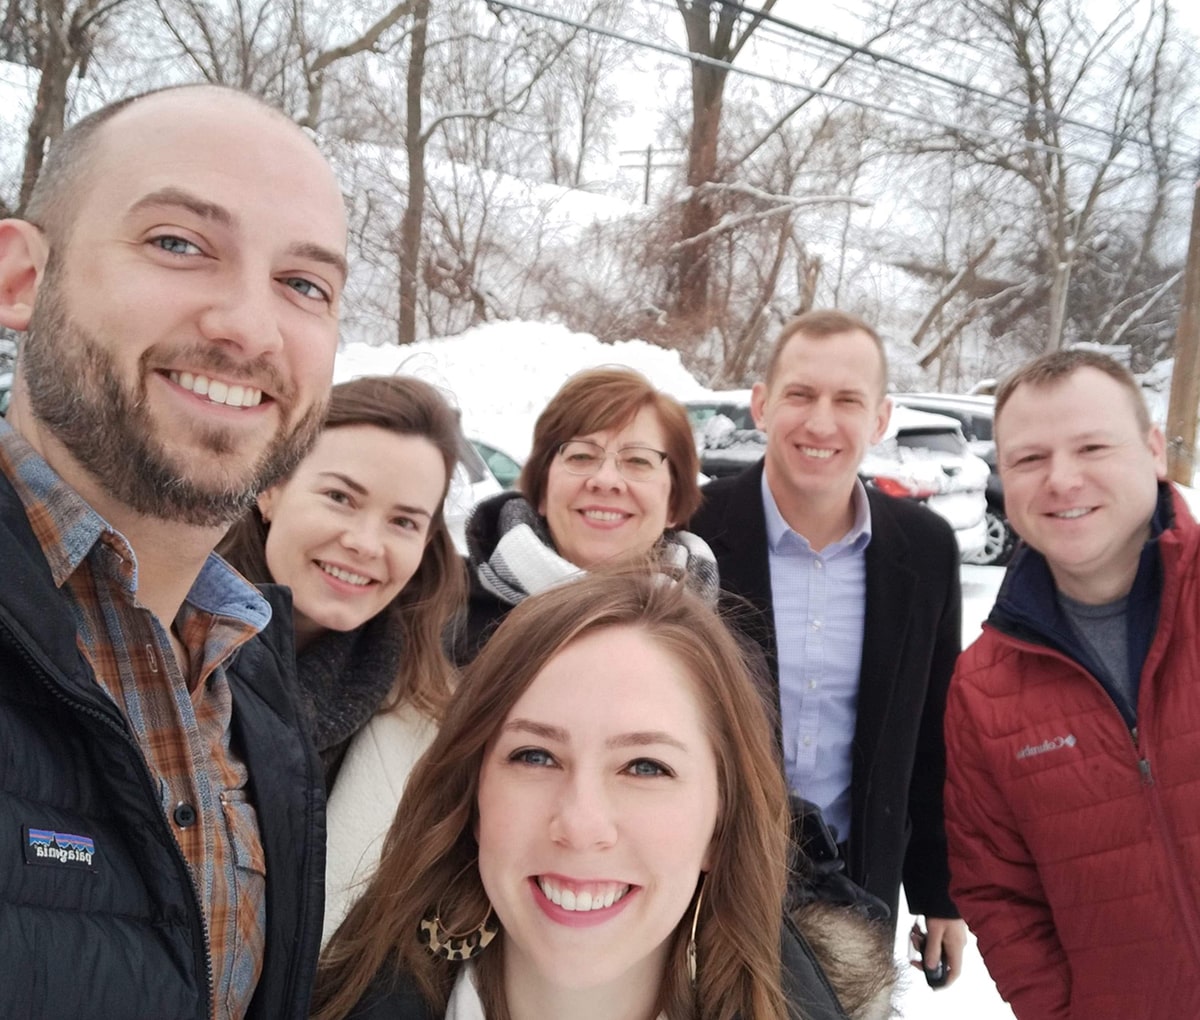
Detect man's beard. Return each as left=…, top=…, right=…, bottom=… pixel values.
left=20, top=266, right=327, bottom=528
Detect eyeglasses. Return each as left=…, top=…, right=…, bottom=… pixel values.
left=556, top=440, right=670, bottom=481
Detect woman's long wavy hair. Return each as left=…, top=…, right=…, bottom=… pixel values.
left=313, top=569, right=790, bottom=1020
left=218, top=374, right=466, bottom=716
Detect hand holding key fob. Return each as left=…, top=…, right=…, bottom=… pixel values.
left=909, top=922, right=950, bottom=989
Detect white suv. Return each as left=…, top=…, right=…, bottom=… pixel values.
left=891, top=393, right=1014, bottom=566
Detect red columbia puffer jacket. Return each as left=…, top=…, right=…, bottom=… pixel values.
left=944, top=489, right=1200, bottom=1020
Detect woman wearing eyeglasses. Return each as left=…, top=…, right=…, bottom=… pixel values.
left=455, top=367, right=717, bottom=663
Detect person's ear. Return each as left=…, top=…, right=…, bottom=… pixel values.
left=871, top=395, right=893, bottom=445
left=1148, top=425, right=1168, bottom=479
left=0, top=220, right=49, bottom=332
left=750, top=381, right=769, bottom=431
left=256, top=487, right=278, bottom=524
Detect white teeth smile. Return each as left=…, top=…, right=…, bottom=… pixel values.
left=800, top=447, right=835, bottom=459
left=537, top=877, right=631, bottom=912
left=1053, top=508, right=1092, bottom=519
left=582, top=510, right=627, bottom=522
left=319, top=562, right=373, bottom=586
left=169, top=371, right=263, bottom=407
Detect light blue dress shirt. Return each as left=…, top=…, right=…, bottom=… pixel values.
left=762, top=472, right=872, bottom=843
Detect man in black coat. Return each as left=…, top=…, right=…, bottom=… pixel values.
left=690, top=310, right=967, bottom=986
left=0, top=85, right=347, bottom=1018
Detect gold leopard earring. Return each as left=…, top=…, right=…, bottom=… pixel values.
left=418, top=905, right=498, bottom=961
left=418, top=859, right=499, bottom=961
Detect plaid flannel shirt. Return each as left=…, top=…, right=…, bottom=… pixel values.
left=0, top=420, right=271, bottom=1020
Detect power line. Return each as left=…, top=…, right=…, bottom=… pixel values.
left=658, top=0, right=1200, bottom=155
left=485, top=0, right=1183, bottom=174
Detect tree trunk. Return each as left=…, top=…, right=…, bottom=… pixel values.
left=1045, top=249, right=1072, bottom=352
left=19, top=0, right=72, bottom=213
left=397, top=0, right=428, bottom=345
left=675, top=61, right=726, bottom=321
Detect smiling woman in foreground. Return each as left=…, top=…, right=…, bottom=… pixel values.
left=314, top=570, right=894, bottom=1020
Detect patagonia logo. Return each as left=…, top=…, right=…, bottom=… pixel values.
left=1016, top=734, right=1078, bottom=760
left=23, top=827, right=96, bottom=870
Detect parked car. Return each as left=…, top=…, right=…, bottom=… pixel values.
left=891, top=393, right=1014, bottom=566
left=469, top=437, right=523, bottom=490
left=684, top=391, right=762, bottom=478
left=684, top=393, right=990, bottom=561
left=444, top=437, right=504, bottom=555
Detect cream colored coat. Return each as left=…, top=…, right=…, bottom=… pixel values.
left=321, top=703, right=439, bottom=947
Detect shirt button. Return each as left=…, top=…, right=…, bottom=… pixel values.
left=814, top=560, right=824, bottom=570
left=809, top=679, right=818, bottom=689
left=803, top=736, right=813, bottom=747
left=812, top=619, right=823, bottom=631
left=173, top=802, right=198, bottom=828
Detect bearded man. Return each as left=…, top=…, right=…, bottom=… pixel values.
left=0, top=85, right=348, bottom=1020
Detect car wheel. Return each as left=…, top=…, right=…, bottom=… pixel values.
left=967, top=508, right=1015, bottom=567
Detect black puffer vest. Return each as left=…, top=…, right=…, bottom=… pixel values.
left=0, top=473, right=326, bottom=1020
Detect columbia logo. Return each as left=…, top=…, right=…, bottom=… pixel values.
left=1016, top=734, right=1078, bottom=760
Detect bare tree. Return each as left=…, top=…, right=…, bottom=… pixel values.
left=3, top=0, right=136, bottom=216
left=898, top=0, right=1184, bottom=353
left=393, top=0, right=579, bottom=342
left=148, top=0, right=413, bottom=126
left=671, top=0, right=776, bottom=324
left=529, top=0, right=627, bottom=188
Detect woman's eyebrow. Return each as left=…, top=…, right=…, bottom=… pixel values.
left=502, top=719, right=568, bottom=742
left=316, top=471, right=367, bottom=495
left=606, top=731, right=688, bottom=752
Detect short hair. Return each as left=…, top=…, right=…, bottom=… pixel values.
left=313, top=569, right=790, bottom=1020
left=519, top=367, right=702, bottom=525
left=218, top=374, right=466, bottom=717
left=764, top=309, right=889, bottom=395
left=995, top=349, right=1151, bottom=438
left=23, top=84, right=295, bottom=246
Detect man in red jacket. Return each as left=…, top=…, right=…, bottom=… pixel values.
left=945, top=349, right=1200, bottom=1019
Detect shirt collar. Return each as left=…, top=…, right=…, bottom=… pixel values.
left=0, top=417, right=112, bottom=587
left=761, top=469, right=873, bottom=555
left=0, top=418, right=270, bottom=628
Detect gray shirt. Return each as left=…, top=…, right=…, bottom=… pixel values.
left=1058, top=591, right=1135, bottom=718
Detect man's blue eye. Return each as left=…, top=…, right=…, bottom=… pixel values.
left=286, top=277, right=330, bottom=302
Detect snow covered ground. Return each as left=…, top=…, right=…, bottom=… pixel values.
left=334, top=321, right=1016, bottom=1017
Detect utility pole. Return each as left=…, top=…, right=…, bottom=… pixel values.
left=618, top=146, right=683, bottom=205
left=1167, top=175, right=1200, bottom=485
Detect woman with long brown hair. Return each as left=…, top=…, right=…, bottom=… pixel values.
left=314, top=570, right=891, bottom=1020
left=219, top=374, right=466, bottom=942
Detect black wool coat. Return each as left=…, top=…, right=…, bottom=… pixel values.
left=688, top=461, right=961, bottom=922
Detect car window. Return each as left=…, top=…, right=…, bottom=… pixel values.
left=687, top=402, right=755, bottom=432
left=457, top=437, right=493, bottom=485
left=480, top=446, right=522, bottom=489
left=896, top=428, right=967, bottom=455
left=966, top=414, right=993, bottom=442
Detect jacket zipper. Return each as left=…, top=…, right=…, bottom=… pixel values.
left=1130, top=726, right=1200, bottom=969
left=6, top=622, right=217, bottom=1020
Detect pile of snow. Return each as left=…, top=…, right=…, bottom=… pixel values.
left=335, top=320, right=713, bottom=459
